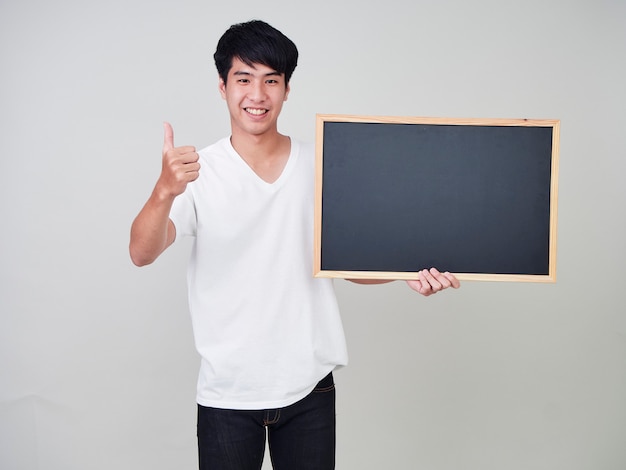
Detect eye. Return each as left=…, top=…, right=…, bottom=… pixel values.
left=237, top=78, right=250, bottom=84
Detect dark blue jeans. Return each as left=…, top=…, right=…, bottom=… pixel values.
left=197, top=373, right=336, bottom=470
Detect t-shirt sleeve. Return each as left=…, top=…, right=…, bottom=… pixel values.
left=169, top=188, right=197, bottom=241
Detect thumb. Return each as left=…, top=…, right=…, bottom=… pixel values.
left=163, top=122, right=174, bottom=151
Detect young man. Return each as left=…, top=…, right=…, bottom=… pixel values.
left=130, top=20, right=459, bottom=470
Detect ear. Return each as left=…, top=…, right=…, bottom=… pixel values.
left=284, top=82, right=290, bottom=102
left=218, top=77, right=227, bottom=100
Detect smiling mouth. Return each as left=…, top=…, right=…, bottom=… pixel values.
left=245, top=108, right=268, bottom=116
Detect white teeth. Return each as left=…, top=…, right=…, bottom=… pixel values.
left=246, top=108, right=267, bottom=115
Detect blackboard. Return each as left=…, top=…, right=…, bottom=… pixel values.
left=314, top=115, right=560, bottom=282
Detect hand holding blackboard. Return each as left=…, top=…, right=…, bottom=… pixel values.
left=349, top=267, right=461, bottom=296
left=314, top=114, right=560, bottom=283
left=406, top=268, right=461, bottom=295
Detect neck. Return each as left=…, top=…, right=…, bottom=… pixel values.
left=230, top=129, right=291, bottom=183
left=230, top=128, right=289, bottom=163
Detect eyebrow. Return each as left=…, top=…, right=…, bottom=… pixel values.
left=232, top=70, right=282, bottom=78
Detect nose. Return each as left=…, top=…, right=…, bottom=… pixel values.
left=248, top=81, right=267, bottom=102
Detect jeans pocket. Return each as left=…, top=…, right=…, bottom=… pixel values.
left=312, top=372, right=335, bottom=393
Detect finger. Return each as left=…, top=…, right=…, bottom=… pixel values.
left=163, top=122, right=175, bottom=152
left=422, top=268, right=443, bottom=291
left=184, top=162, right=201, bottom=175
left=442, top=271, right=461, bottom=289
left=187, top=170, right=200, bottom=183
left=406, top=279, right=422, bottom=292
left=417, top=270, right=435, bottom=296
left=178, top=147, right=199, bottom=162
left=406, top=279, right=430, bottom=296
left=429, top=267, right=452, bottom=289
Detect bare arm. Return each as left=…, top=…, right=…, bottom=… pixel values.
left=129, top=192, right=177, bottom=266
left=129, top=123, right=200, bottom=266
left=347, top=279, right=393, bottom=285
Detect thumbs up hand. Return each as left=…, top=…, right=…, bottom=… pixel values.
left=157, top=122, right=200, bottom=198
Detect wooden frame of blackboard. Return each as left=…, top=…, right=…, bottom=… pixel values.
left=314, top=114, right=560, bottom=283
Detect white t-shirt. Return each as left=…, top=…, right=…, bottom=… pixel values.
left=170, top=137, right=348, bottom=410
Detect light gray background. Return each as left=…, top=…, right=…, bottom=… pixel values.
left=1, top=0, right=625, bottom=469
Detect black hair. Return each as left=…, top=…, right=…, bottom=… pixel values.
left=214, top=20, right=299, bottom=84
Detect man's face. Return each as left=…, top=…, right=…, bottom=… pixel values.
left=219, top=57, right=290, bottom=139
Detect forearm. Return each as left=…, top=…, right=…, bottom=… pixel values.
left=347, top=279, right=394, bottom=285
left=129, top=187, right=176, bottom=266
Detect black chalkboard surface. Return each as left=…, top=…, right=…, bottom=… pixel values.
left=314, top=115, right=560, bottom=282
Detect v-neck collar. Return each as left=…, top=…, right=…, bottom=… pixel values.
left=226, top=137, right=298, bottom=191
